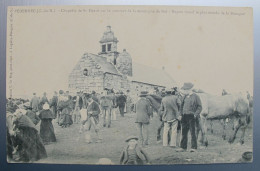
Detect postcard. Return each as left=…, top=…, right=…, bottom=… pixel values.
left=6, top=5, right=253, bottom=164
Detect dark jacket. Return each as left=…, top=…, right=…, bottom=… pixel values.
left=181, top=93, right=202, bottom=117
left=87, top=101, right=101, bottom=118
left=39, top=109, right=54, bottom=119
left=50, top=95, right=58, bottom=108
left=74, top=96, right=83, bottom=109
left=119, top=145, right=150, bottom=165
left=117, top=95, right=127, bottom=107
left=135, top=97, right=153, bottom=124
left=92, top=95, right=100, bottom=104
left=161, top=95, right=181, bottom=121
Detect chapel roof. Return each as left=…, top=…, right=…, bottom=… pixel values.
left=130, top=62, right=176, bottom=88
left=88, top=53, right=120, bottom=75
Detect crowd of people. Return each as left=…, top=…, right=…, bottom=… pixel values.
left=6, top=88, right=135, bottom=162
left=6, top=82, right=252, bottom=164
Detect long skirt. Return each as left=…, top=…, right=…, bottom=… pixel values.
left=15, top=127, right=47, bottom=162
left=59, top=114, right=73, bottom=126
left=40, top=119, right=56, bottom=143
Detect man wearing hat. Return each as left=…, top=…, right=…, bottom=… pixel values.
left=160, top=88, right=181, bottom=147
left=135, top=91, right=153, bottom=146
left=117, top=91, right=127, bottom=117
left=177, top=82, right=202, bottom=152
left=50, top=91, right=58, bottom=119
left=91, top=91, right=100, bottom=104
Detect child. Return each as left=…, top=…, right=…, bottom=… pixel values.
left=119, top=136, right=151, bottom=165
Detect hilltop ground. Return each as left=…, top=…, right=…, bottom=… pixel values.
left=35, top=112, right=253, bottom=165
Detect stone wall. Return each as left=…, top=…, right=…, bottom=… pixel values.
left=68, top=53, right=104, bottom=95
left=103, top=73, right=130, bottom=92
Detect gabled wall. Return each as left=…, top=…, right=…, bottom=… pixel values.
left=68, top=53, right=104, bottom=95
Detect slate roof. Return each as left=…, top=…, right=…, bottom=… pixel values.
left=130, top=62, right=176, bottom=88
left=88, top=53, right=120, bottom=75
left=71, top=53, right=175, bottom=88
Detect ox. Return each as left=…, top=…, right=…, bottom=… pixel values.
left=196, top=93, right=251, bottom=146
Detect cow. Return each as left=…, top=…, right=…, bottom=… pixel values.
left=196, top=92, right=251, bottom=146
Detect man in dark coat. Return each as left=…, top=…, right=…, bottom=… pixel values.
left=73, top=91, right=83, bottom=123
left=117, top=92, right=127, bottom=117
left=50, top=91, right=58, bottom=118
left=177, top=82, right=202, bottom=152
left=91, top=91, right=100, bottom=104
left=39, top=103, right=56, bottom=144
left=39, top=92, right=49, bottom=110
left=135, top=91, right=153, bottom=146
left=160, top=89, right=181, bottom=147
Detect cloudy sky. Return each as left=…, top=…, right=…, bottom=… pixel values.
left=6, top=6, right=253, bottom=98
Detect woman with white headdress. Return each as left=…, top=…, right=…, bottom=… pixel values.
left=13, top=108, right=47, bottom=162
left=39, top=103, right=56, bottom=144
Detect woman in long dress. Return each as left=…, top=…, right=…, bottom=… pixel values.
left=58, top=95, right=73, bottom=128
left=13, top=109, right=47, bottom=162
left=39, top=103, right=56, bottom=144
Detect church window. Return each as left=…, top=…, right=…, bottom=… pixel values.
left=102, top=44, right=106, bottom=52
left=107, top=44, right=112, bottom=51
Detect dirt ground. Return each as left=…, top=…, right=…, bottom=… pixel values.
left=36, top=112, right=253, bottom=165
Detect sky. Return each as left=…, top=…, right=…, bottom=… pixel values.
left=6, top=6, right=253, bottom=98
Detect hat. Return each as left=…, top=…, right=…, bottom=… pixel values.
left=181, top=82, right=194, bottom=90
left=92, top=91, right=96, bottom=94
left=139, top=91, right=148, bottom=97
left=59, top=90, right=64, bottom=94
left=125, top=136, right=138, bottom=142
left=43, top=103, right=50, bottom=110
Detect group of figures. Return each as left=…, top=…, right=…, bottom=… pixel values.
left=6, top=81, right=253, bottom=164
left=6, top=89, right=134, bottom=163
left=6, top=100, right=56, bottom=162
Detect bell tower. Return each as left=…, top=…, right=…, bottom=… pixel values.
left=98, top=26, right=119, bottom=65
